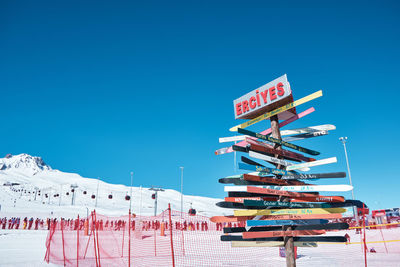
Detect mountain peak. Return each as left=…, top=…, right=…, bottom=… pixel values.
left=0, top=153, right=52, bottom=174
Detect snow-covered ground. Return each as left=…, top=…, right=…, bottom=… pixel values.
left=0, top=230, right=54, bottom=267
left=1, top=229, right=400, bottom=266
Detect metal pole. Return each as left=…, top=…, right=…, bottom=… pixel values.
left=59, top=184, right=62, bottom=206
left=139, top=186, right=143, bottom=216
left=154, top=191, right=158, bottom=216
left=95, top=180, right=99, bottom=208
left=130, top=172, right=133, bottom=211
left=180, top=167, right=184, bottom=216
left=339, top=137, right=359, bottom=225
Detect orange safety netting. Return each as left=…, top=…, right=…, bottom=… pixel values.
left=44, top=205, right=400, bottom=267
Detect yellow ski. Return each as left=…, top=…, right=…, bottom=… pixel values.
left=229, top=90, right=323, bottom=132
left=233, top=207, right=346, bottom=217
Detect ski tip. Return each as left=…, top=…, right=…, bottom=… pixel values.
left=229, top=126, right=240, bottom=132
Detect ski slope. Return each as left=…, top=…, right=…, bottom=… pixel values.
left=0, top=153, right=227, bottom=219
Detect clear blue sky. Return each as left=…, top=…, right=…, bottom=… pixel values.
left=1, top=1, right=399, bottom=211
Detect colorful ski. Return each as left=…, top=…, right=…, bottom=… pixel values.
left=279, top=172, right=347, bottom=180
left=229, top=90, right=323, bottom=132
left=209, top=213, right=343, bottom=223
left=248, top=139, right=315, bottom=162
left=216, top=107, right=315, bottom=154
left=218, top=178, right=305, bottom=185
left=238, top=127, right=320, bottom=156
left=219, top=177, right=309, bottom=186
left=279, top=124, right=336, bottom=136
left=227, top=223, right=348, bottom=234
left=225, top=196, right=279, bottom=203
left=225, top=184, right=353, bottom=192
left=238, top=163, right=296, bottom=176
left=286, top=157, right=337, bottom=171
left=219, top=123, right=333, bottom=143
left=243, top=199, right=364, bottom=209
left=248, top=151, right=310, bottom=171
left=283, top=131, right=328, bottom=142
left=231, top=241, right=318, bottom=247
left=226, top=185, right=334, bottom=199
left=243, top=230, right=326, bottom=238
left=245, top=219, right=329, bottom=228
left=221, top=235, right=347, bottom=243
left=233, top=208, right=346, bottom=217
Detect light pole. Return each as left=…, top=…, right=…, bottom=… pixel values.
left=180, top=167, right=184, bottom=215
left=70, top=184, right=78, bottom=206
left=95, top=180, right=99, bottom=208
left=149, top=187, right=165, bottom=216
left=130, top=172, right=133, bottom=211
left=339, top=137, right=359, bottom=225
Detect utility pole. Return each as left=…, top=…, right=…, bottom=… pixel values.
left=71, top=184, right=78, bottom=206
left=149, top=187, right=165, bottom=216
left=339, top=137, right=359, bottom=225
left=95, top=180, right=99, bottom=208
left=130, top=172, right=133, bottom=211
left=180, top=167, right=184, bottom=215
left=59, top=184, right=62, bottom=206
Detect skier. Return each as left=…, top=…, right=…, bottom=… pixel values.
left=344, top=233, right=350, bottom=245
left=23, top=217, right=27, bottom=229
left=28, top=217, right=34, bottom=229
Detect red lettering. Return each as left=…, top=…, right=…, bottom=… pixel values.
left=269, top=86, right=277, bottom=101
left=256, top=90, right=261, bottom=106
left=242, top=100, right=250, bottom=113
left=260, top=89, right=268, bottom=104
left=277, top=82, right=285, bottom=96
left=236, top=103, right=242, bottom=116
left=249, top=96, right=257, bottom=109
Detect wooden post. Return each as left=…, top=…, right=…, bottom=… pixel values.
left=270, top=115, right=296, bottom=267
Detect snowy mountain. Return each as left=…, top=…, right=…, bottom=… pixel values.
left=0, top=153, right=226, bottom=219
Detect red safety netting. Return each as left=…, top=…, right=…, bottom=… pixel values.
left=44, top=205, right=400, bottom=267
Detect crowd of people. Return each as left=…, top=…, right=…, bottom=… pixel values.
left=0, top=216, right=221, bottom=232
left=1, top=217, right=47, bottom=230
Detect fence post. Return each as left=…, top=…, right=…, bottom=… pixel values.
left=168, top=204, right=175, bottom=267
left=122, top=219, right=125, bottom=258
left=77, top=215, right=79, bottom=267
left=44, top=221, right=56, bottom=263
left=61, top=219, right=66, bottom=267
left=94, top=210, right=101, bottom=267
left=129, top=209, right=131, bottom=267
left=91, top=212, right=98, bottom=267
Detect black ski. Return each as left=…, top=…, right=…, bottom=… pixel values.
left=220, top=235, right=347, bottom=243
left=223, top=222, right=349, bottom=234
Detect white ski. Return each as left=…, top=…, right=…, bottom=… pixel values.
left=249, top=151, right=310, bottom=172
left=286, top=157, right=337, bottom=171
left=283, top=130, right=328, bottom=142
left=279, top=124, right=336, bottom=136
left=219, top=135, right=249, bottom=143
left=224, top=185, right=353, bottom=192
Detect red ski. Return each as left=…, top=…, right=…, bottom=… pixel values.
left=209, top=213, right=343, bottom=223
left=237, top=186, right=345, bottom=202
left=247, top=138, right=316, bottom=162
left=243, top=229, right=325, bottom=239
